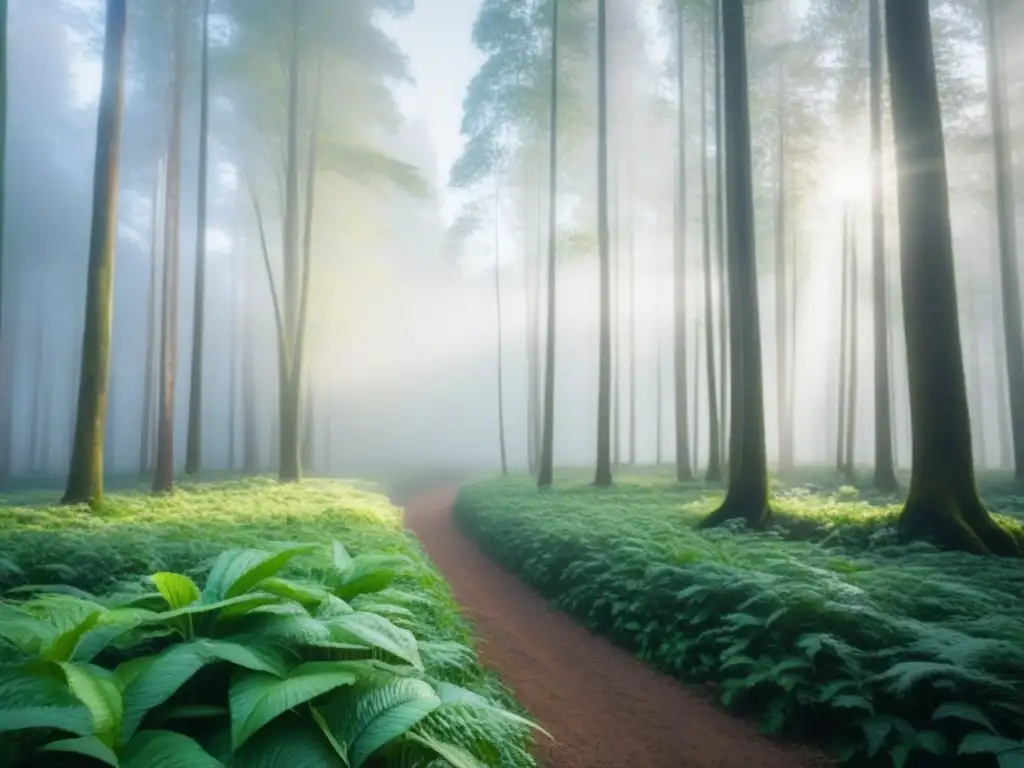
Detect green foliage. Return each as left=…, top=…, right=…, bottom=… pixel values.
left=0, top=480, right=538, bottom=767
left=453, top=473, right=1024, bottom=767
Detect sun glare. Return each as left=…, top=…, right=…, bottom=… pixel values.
left=826, top=160, right=870, bottom=203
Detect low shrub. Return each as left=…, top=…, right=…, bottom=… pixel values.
left=0, top=538, right=543, bottom=766
left=454, top=475, right=1024, bottom=767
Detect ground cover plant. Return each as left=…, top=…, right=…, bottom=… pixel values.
left=453, top=471, right=1024, bottom=768
left=0, top=479, right=540, bottom=767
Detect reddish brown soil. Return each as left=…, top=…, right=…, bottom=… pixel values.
left=404, top=488, right=832, bottom=768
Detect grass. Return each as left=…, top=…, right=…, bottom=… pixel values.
left=0, top=477, right=538, bottom=767
left=453, top=470, right=1024, bottom=767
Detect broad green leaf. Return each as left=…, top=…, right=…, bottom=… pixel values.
left=203, top=545, right=318, bottom=603
left=0, top=673, right=93, bottom=735
left=0, top=609, right=54, bottom=655
left=229, top=712, right=346, bottom=768
left=149, top=593, right=283, bottom=627
left=121, top=730, right=224, bottom=768
left=44, top=610, right=102, bottom=662
left=434, top=682, right=547, bottom=735
left=932, top=702, right=997, bottom=734
left=346, top=679, right=440, bottom=767
left=257, top=577, right=330, bottom=609
left=59, top=662, right=123, bottom=746
left=75, top=608, right=158, bottom=663
left=229, top=662, right=359, bottom=750
left=150, top=573, right=202, bottom=610
left=40, top=735, right=120, bottom=766
left=8, top=584, right=97, bottom=600
left=405, top=731, right=487, bottom=768
left=122, top=639, right=287, bottom=742
left=331, top=555, right=410, bottom=601
left=331, top=541, right=354, bottom=572
left=959, top=732, right=1024, bottom=756
left=327, top=612, right=422, bottom=669
left=999, top=749, right=1024, bottom=768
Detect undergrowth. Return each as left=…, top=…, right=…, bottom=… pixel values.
left=453, top=473, right=1024, bottom=768
left=0, top=478, right=539, bottom=767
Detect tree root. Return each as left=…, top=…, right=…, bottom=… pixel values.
left=898, top=496, right=1020, bottom=557
left=698, top=497, right=771, bottom=530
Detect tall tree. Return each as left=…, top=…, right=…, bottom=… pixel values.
left=185, top=0, right=212, bottom=475
left=701, top=0, right=770, bottom=528
left=537, top=0, right=561, bottom=489
left=673, top=0, right=692, bottom=482
left=845, top=223, right=859, bottom=482
left=701, top=1, right=721, bottom=482
left=774, top=0, right=792, bottom=473
left=140, top=157, right=163, bottom=475
left=885, top=0, right=1018, bottom=556
left=494, top=175, right=508, bottom=475
left=836, top=209, right=850, bottom=473
left=869, top=0, right=898, bottom=491
left=0, top=0, right=8, bottom=482
left=594, top=0, right=612, bottom=487
left=983, top=0, right=1024, bottom=483
left=152, top=0, right=186, bottom=494
left=713, top=0, right=728, bottom=469
left=62, top=0, right=128, bottom=506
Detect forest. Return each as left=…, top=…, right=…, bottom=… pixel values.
left=0, top=0, right=1022, bottom=766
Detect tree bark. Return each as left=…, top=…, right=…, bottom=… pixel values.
left=152, top=0, right=186, bottom=495
left=185, top=0, right=212, bottom=475
left=701, top=0, right=770, bottom=528
left=845, top=224, right=859, bottom=483
left=774, top=0, right=792, bottom=473
left=714, top=0, right=729, bottom=473
left=885, top=0, right=1019, bottom=556
left=983, top=0, right=1024, bottom=482
left=494, top=174, right=508, bottom=475
left=869, top=0, right=898, bottom=491
left=836, top=210, right=850, bottom=473
left=140, top=157, right=163, bottom=475
left=537, top=0, right=561, bottom=489
left=62, top=0, right=127, bottom=506
left=673, top=0, right=692, bottom=482
left=594, top=0, right=612, bottom=487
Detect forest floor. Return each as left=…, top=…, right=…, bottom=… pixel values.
left=405, top=487, right=830, bottom=768
left=449, top=470, right=1024, bottom=767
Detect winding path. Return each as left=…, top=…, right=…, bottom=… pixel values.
left=404, top=488, right=831, bottom=768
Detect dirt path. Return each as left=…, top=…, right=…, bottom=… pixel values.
left=404, top=488, right=830, bottom=768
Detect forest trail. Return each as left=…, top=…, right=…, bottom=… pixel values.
left=403, top=488, right=831, bottom=768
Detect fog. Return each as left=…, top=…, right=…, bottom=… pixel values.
left=0, top=0, right=1021, bottom=486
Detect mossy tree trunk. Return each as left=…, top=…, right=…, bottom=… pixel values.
left=673, top=0, right=692, bottom=483
left=700, top=0, right=770, bottom=529
left=185, top=0, right=212, bottom=476
left=152, top=0, right=187, bottom=495
left=869, top=0, right=898, bottom=492
left=62, top=0, right=127, bottom=507
left=885, top=0, right=1019, bottom=556
left=537, top=0, right=560, bottom=490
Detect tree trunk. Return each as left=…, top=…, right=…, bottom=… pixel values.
left=227, top=272, right=237, bottom=472
left=185, top=0, right=212, bottom=475
left=691, top=318, right=701, bottom=471
left=612, top=167, right=621, bottom=471
left=537, top=0, right=560, bottom=489
left=714, top=0, right=729, bottom=472
left=62, top=0, right=126, bottom=506
left=594, top=0, right=612, bottom=487
left=673, top=1, right=692, bottom=482
left=140, top=157, right=163, bottom=475
left=836, top=210, right=850, bottom=473
left=0, top=0, right=8, bottom=483
left=701, top=5, right=721, bottom=482
left=152, top=0, right=186, bottom=495
left=242, top=275, right=257, bottom=473
left=869, top=0, right=898, bottom=491
left=28, top=319, right=42, bottom=471
left=967, top=283, right=988, bottom=469
left=983, top=0, right=1024, bottom=482
left=494, top=174, right=508, bottom=475
left=701, top=0, right=770, bottom=529
left=774, top=1, right=791, bottom=473
left=993, top=242, right=1012, bottom=469
left=885, top=0, right=1018, bottom=556
left=628, top=183, right=636, bottom=468
left=845, top=225, right=859, bottom=483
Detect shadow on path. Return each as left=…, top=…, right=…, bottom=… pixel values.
left=404, top=488, right=832, bottom=768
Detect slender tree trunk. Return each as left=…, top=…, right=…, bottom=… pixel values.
left=140, top=157, right=163, bottom=475
left=106, top=346, right=117, bottom=474
left=494, top=174, right=508, bottom=475
left=983, top=0, right=1024, bottom=482
left=714, top=0, right=729, bottom=471
left=967, top=283, right=988, bottom=469
left=691, top=318, right=701, bottom=472
left=628, top=183, right=636, bottom=467
left=787, top=232, right=798, bottom=468
left=242, top=276, right=257, bottom=473
left=594, top=0, right=612, bottom=487
left=885, top=0, right=1018, bottom=555
left=869, top=0, right=898, bottom=491
left=62, top=0, right=127, bottom=506
left=701, top=8, right=721, bottom=482
left=836, top=210, right=850, bottom=473
left=673, top=1, right=692, bottom=482
left=845, top=226, right=859, bottom=482
left=0, top=0, right=9, bottom=483
left=28, top=319, right=42, bottom=471
left=227, top=273, right=237, bottom=472
left=152, top=0, right=186, bottom=495
left=185, top=0, right=212, bottom=475
left=537, top=0, right=560, bottom=489
left=701, top=0, right=770, bottom=528
left=612, top=165, right=621, bottom=471
left=774, top=1, right=791, bottom=473
left=993, top=244, right=1012, bottom=469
